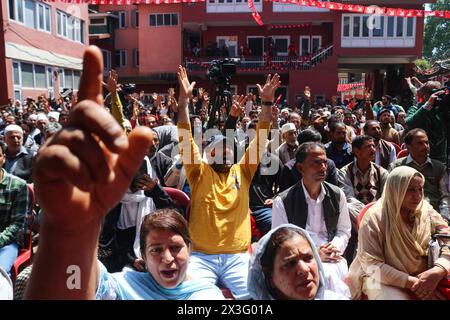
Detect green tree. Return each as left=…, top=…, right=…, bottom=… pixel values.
left=423, top=0, right=450, bottom=61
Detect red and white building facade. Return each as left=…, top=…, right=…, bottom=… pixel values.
left=82, top=1, right=436, bottom=104
left=0, top=0, right=89, bottom=104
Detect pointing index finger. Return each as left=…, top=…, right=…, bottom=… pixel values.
left=78, top=46, right=104, bottom=106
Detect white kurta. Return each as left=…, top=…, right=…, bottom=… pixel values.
left=272, top=180, right=352, bottom=297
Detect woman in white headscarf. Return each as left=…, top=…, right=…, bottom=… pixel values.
left=348, top=166, right=450, bottom=300
left=248, top=224, right=348, bottom=300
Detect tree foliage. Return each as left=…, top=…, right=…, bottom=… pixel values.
left=423, top=0, right=450, bottom=61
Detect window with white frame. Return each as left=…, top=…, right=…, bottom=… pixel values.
left=119, top=11, right=127, bottom=29
left=34, top=64, right=46, bottom=88
left=57, top=10, right=85, bottom=43
left=13, top=61, right=54, bottom=89
left=102, top=50, right=111, bottom=71
left=247, top=36, right=264, bottom=56
left=341, top=14, right=415, bottom=48
left=47, top=67, right=54, bottom=88
left=217, top=36, right=238, bottom=57
left=273, top=1, right=329, bottom=12
left=8, top=0, right=51, bottom=32
left=312, top=36, right=322, bottom=53
left=300, top=36, right=310, bottom=55
left=133, top=10, right=139, bottom=27
left=272, top=36, right=290, bottom=56
left=59, top=68, right=80, bottom=89
left=115, top=50, right=127, bottom=68
left=21, top=63, right=34, bottom=88
left=207, top=0, right=262, bottom=13
left=149, top=13, right=179, bottom=27
left=8, top=0, right=24, bottom=23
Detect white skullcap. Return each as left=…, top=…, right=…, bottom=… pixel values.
left=281, top=108, right=290, bottom=114
left=4, top=124, right=23, bottom=135
left=37, top=113, right=48, bottom=122
left=48, top=112, right=60, bottom=122
left=281, top=123, right=296, bottom=135
left=28, top=114, right=37, bottom=121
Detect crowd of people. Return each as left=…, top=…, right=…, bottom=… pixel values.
left=0, top=46, right=449, bottom=300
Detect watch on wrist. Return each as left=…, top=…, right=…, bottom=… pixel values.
left=261, top=101, right=273, bottom=106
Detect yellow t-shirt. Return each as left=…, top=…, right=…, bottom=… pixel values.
left=177, top=122, right=270, bottom=254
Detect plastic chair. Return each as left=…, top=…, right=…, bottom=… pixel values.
left=163, top=187, right=190, bottom=219
left=11, top=184, right=35, bottom=284
left=391, top=142, right=401, bottom=155
left=397, top=149, right=409, bottom=159
left=356, top=202, right=376, bottom=231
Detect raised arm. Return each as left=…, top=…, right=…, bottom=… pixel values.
left=105, top=69, right=127, bottom=132
left=25, top=46, right=153, bottom=300
left=176, top=65, right=196, bottom=126
left=240, top=74, right=280, bottom=178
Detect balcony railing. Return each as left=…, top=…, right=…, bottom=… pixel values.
left=185, top=45, right=333, bottom=72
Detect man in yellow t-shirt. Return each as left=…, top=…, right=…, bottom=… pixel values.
left=176, top=66, right=280, bottom=299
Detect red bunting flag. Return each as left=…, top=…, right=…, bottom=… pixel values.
left=396, top=9, right=406, bottom=17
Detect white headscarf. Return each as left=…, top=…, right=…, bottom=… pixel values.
left=248, top=224, right=347, bottom=300
left=117, top=156, right=156, bottom=259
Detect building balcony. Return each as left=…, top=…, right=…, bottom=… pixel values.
left=88, top=12, right=118, bottom=39
left=184, top=45, right=333, bottom=73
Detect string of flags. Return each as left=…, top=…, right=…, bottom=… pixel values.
left=46, top=0, right=450, bottom=20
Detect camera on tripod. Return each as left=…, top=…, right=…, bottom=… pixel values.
left=431, top=83, right=449, bottom=109
left=206, top=58, right=238, bottom=83
left=205, top=58, right=239, bottom=129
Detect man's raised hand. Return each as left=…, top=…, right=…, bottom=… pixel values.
left=256, top=74, right=281, bottom=103
left=177, top=65, right=196, bottom=101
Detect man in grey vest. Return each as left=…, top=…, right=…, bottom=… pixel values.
left=389, top=129, right=450, bottom=222
left=272, top=142, right=351, bottom=296
left=363, top=120, right=397, bottom=170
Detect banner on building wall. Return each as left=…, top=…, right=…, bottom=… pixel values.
left=49, top=0, right=450, bottom=21
left=337, top=81, right=365, bottom=93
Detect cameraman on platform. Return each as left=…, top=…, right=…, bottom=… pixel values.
left=405, top=81, right=448, bottom=164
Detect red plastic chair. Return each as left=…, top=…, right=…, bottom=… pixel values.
left=11, top=183, right=35, bottom=284
left=397, top=149, right=409, bottom=159
left=356, top=202, right=376, bottom=231
left=163, top=187, right=190, bottom=219
left=391, top=142, right=401, bottom=155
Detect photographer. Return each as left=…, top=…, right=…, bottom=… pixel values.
left=405, top=81, right=447, bottom=164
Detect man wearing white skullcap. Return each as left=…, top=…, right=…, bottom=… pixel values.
left=275, top=122, right=299, bottom=165
left=27, top=114, right=40, bottom=141
left=34, top=113, right=49, bottom=145
left=4, top=125, right=33, bottom=182
left=47, top=112, right=60, bottom=123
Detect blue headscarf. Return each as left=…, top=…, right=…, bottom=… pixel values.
left=96, top=262, right=223, bottom=300
left=248, top=224, right=341, bottom=300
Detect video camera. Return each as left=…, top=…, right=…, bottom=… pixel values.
left=121, top=83, right=136, bottom=96
left=206, top=58, right=238, bottom=84
left=432, top=82, right=450, bottom=109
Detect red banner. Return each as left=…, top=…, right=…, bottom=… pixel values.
left=337, top=81, right=365, bottom=93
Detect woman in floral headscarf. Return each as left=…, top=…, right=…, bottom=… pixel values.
left=348, top=166, right=450, bottom=300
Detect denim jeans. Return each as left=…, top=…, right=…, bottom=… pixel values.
left=0, top=243, right=19, bottom=274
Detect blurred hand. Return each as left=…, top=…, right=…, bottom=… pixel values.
left=33, top=46, right=153, bottom=231
left=304, top=86, right=311, bottom=101
left=106, top=69, right=118, bottom=95
left=230, top=95, right=246, bottom=118
left=136, top=175, right=159, bottom=192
